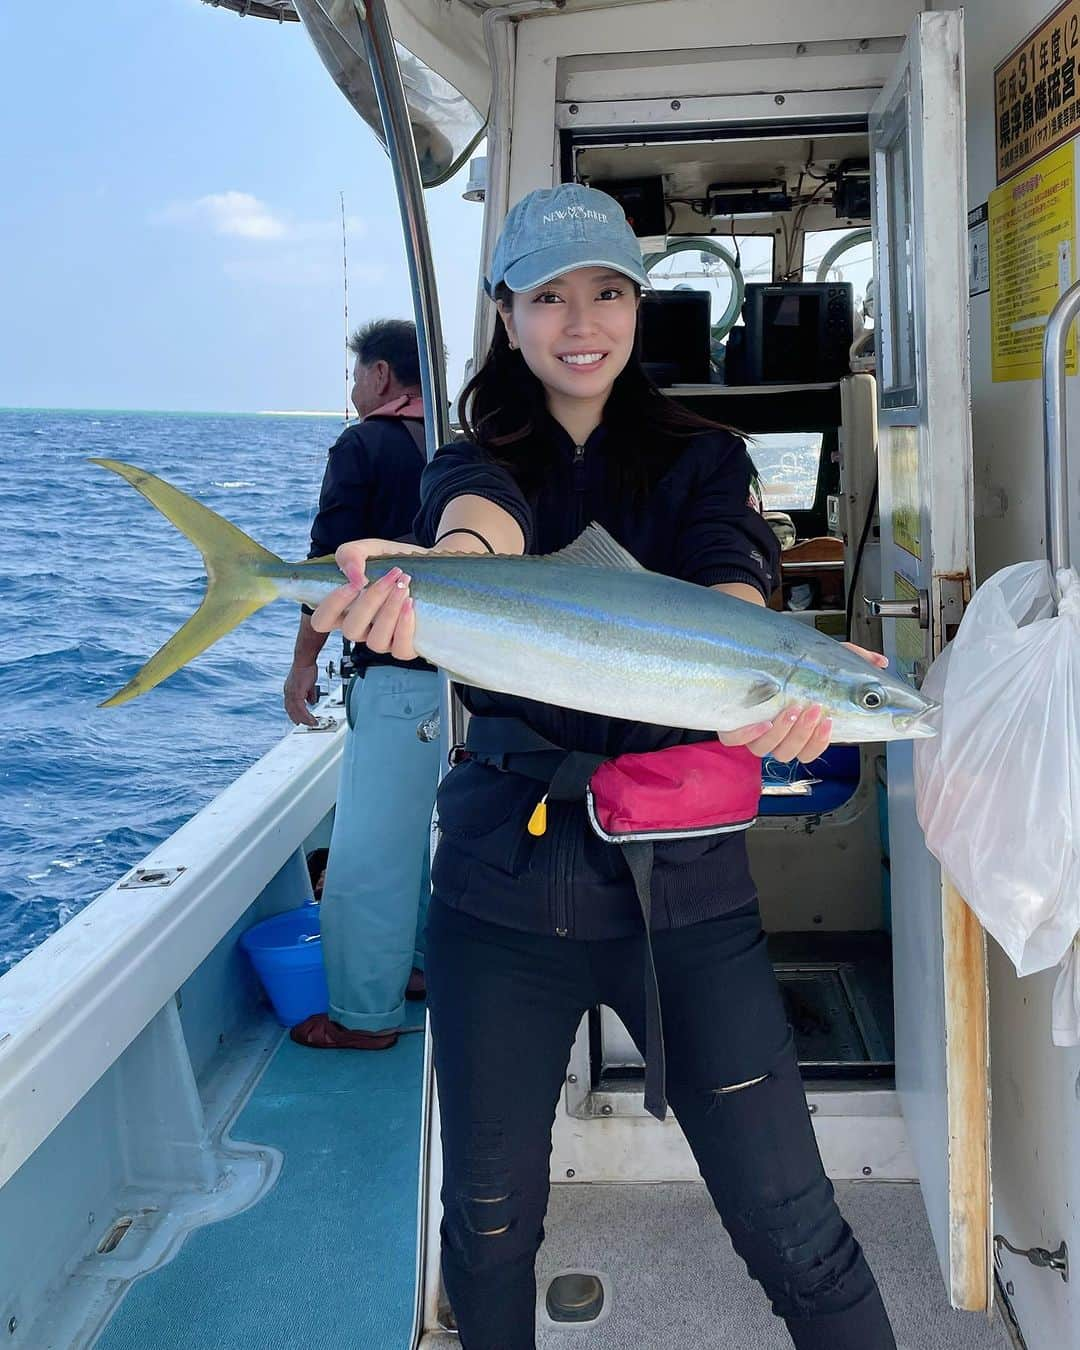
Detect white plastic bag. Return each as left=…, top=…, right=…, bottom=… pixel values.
left=914, top=562, right=1080, bottom=1041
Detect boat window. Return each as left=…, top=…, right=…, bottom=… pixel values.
left=293, top=0, right=486, bottom=186
left=802, top=229, right=875, bottom=323
left=646, top=234, right=773, bottom=339
left=643, top=234, right=774, bottom=382
left=872, top=80, right=919, bottom=406
left=751, top=431, right=826, bottom=512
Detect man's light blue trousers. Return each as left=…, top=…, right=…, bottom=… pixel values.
left=318, top=665, right=441, bottom=1032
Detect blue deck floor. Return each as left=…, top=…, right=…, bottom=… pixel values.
left=97, top=1012, right=426, bottom=1350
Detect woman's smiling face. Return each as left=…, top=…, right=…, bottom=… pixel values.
left=497, top=267, right=639, bottom=416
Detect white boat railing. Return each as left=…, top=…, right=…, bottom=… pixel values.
left=0, top=712, right=345, bottom=1190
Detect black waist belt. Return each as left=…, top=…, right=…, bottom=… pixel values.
left=463, top=716, right=669, bottom=1121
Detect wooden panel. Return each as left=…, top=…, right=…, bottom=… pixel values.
left=944, top=878, right=992, bottom=1310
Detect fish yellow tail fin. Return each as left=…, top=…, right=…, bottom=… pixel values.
left=90, top=458, right=283, bottom=707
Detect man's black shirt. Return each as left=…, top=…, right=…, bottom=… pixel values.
left=307, top=414, right=434, bottom=675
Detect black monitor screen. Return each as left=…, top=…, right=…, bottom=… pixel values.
left=761, top=291, right=821, bottom=382
left=640, top=291, right=712, bottom=385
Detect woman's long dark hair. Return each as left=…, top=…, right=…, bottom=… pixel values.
left=458, top=283, right=742, bottom=501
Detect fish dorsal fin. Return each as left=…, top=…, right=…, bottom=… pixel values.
left=544, top=522, right=644, bottom=571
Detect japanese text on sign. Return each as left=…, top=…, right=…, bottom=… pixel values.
left=995, top=0, right=1080, bottom=183
left=989, top=141, right=1077, bottom=381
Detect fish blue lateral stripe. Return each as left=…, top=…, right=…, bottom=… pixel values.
left=90, top=458, right=938, bottom=742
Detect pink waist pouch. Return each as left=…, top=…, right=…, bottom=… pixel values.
left=585, top=740, right=763, bottom=843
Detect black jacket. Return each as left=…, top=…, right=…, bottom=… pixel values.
left=307, top=415, right=433, bottom=675
left=413, top=420, right=781, bottom=939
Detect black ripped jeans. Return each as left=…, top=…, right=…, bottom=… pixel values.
left=425, top=897, right=896, bottom=1350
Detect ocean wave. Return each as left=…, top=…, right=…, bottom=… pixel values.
left=1, top=408, right=328, bottom=973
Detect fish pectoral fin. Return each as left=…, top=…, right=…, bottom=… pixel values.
left=744, top=674, right=783, bottom=707
left=544, top=523, right=645, bottom=571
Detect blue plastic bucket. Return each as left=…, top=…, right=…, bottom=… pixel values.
left=240, top=906, right=328, bottom=1027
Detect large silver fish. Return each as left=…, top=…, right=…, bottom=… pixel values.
left=92, top=458, right=937, bottom=741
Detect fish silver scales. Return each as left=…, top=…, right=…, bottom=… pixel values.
left=90, top=458, right=936, bottom=741
left=293, top=550, right=936, bottom=742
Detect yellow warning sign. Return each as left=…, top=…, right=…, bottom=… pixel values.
left=888, top=425, right=921, bottom=561
left=996, top=0, right=1080, bottom=184
left=990, top=140, right=1077, bottom=381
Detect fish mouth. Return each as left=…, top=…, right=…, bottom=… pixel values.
left=903, top=701, right=941, bottom=738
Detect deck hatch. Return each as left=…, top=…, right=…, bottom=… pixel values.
left=545, top=1272, right=605, bottom=1324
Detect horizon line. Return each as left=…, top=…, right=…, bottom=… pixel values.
left=0, top=404, right=353, bottom=419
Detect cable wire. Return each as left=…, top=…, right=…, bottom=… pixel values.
left=845, top=476, right=879, bottom=642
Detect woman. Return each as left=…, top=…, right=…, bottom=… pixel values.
left=311, top=184, right=897, bottom=1349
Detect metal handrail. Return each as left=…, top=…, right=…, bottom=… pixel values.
left=355, top=0, right=466, bottom=804
left=1042, top=280, right=1080, bottom=574
left=356, top=0, right=453, bottom=456
left=347, top=17, right=458, bottom=1344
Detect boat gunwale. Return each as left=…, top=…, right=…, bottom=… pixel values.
left=0, top=711, right=346, bottom=1189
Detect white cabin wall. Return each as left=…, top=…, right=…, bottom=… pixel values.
left=509, top=0, right=923, bottom=203
left=958, top=1, right=1080, bottom=1342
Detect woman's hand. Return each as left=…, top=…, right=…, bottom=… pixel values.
left=719, top=704, right=833, bottom=764
left=330, top=537, right=427, bottom=588
left=310, top=539, right=425, bottom=663
left=719, top=644, right=889, bottom=763
left=842, top=642, right=888, bottom=671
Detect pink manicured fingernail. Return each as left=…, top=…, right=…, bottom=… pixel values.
left=402, top=597, right=414, bottom=614
left=396, top=571, right=412, bottom=589
left=786, top=710, right=800, bottom=724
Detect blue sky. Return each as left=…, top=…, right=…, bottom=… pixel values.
left=0, top=1, right=484, bottom=413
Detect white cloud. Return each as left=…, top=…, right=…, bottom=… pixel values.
left=156, top=191, right=289, bottom=240
left=154, top=192, right=368, bottom=245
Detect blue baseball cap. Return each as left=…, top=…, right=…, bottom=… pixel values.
left=486, top=184, right=652, bottom=296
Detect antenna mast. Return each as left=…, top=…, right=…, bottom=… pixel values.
left=341, top=190, right=349, bottom=423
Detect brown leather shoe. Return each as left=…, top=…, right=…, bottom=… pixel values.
left=289, top=1013, right=399, bottom=1050
left=405, top=967, right=426, bottom=1001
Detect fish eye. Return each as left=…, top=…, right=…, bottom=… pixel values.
left=858, top=684, right=885, bottom=711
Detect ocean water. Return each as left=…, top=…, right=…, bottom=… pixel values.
left=0, top=409, right=343, bottom=975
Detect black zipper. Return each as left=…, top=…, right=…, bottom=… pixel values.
left=572, top=443, right=587, bottom=533
left=551, top=441, right=587, bottom=939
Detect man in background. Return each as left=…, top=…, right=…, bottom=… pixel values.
left=286, top=318, right=440, bottom=1050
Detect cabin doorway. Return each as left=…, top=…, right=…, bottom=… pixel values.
left=419, top=8, right=990, bottom=1344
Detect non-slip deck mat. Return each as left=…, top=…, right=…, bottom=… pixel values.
left=536, top=1181, right=1011, bottom=1350
left=95, top=1011, right=426, bottom=1350
left=95, top=996, right=1005, bottom=1350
